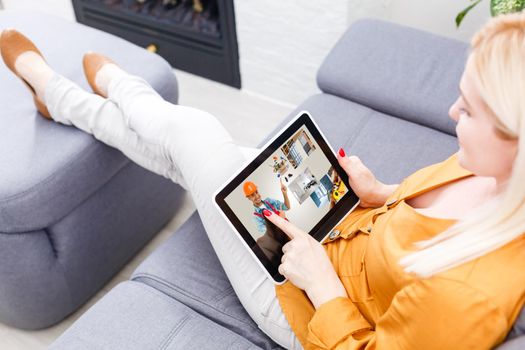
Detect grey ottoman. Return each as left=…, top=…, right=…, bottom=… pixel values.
left=0, top=11, right=185, bottom=329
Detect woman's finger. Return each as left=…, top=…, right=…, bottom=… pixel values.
left=278, top=263, right=287, bottom=276
left=263, top=209, right=305, bottom=239
left=337, top=149, right=358, bottom=179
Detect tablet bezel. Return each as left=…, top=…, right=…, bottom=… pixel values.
left=213, top=111, right=360, bottom=284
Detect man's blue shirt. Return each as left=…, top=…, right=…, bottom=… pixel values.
left=252, top=197, right=288, bottom=233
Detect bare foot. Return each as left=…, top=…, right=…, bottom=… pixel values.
left=14, top=51, right=54, bottom=104
left=94, top=62, right=126, bottom=97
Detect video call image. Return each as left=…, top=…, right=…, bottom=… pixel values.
left=225, top=126, right=349, bottom=265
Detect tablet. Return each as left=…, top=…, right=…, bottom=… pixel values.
left=214, top=111, right=360, bottom=284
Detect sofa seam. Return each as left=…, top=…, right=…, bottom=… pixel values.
left=43, top=227, right=76, bottom=319
left=46, top=225, right=76, bottom=316
left=132, top=273, right=247, bottom=323
left=210, top=284, right=236, bottom=303
left=48, top=158, right=133, bottom=226
left=0, top=141, right=122, bottom=203
left=345, top=110, right=372, bottom=150
left=228, top=336, right=259, bottom=350
left=322, top=92, right=456, bottom=139
left=43, top=228, right=58, bottom=259
left=159, top=314, right=190, bottom=350
left=1, top=158, right=133, bottom=233
left=0, top=229, right=75, bottom=318
left=132, top=273, right=260, bottom=329
left=321, top=89, right=457, bottom=137
left=129, top=281, right=261, bottom=347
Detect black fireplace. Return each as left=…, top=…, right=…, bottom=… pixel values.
left=72, top=0, right=241, bottom=88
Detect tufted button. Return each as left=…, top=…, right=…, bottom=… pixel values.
left=328, top=230, right=341, bottom=240
left=385, top=199, right=397, bottom=207
left=366, top=226, right=372, bottom=233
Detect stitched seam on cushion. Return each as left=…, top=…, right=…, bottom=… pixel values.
left=134, top=282, right=264, bottom=349
left=131, top=279, right=281, bottom=349
left=45, top=225, right=76, bottom=316
left=211, top=285, right=236, bottom=303
left=0, top=142, right=125, bottom=202
left=51, top=160, right=135, bottom=224
left=52, top=243, right=75, bottom=320
left=159, top=314, right=190, bottom=350
left=321, top=88, right=457, bottom=137
left=227, top=336, right=258, bottom=350
left=132, top=273, right=211, bottom=306
left=130, top=282, right=263, bottom=346
left=340, top=98, right=455, bottom=142
left=2, top=159, right=133, bottom=233
left=345, top=110, right=372, bottom=150
left=0, top=229, right=75, bottom=318
left=132, top=273, right=259, bottom=328
left=43, top=228, right=58, bottom=258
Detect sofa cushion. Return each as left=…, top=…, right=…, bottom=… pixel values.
left=50, top=281, right=262, bottom=350
left=0, top=11, right=178, bottom=232
left=261, top=94, right=459, bottom=185
left=317, top=19, right=467, bottom=136
left=131, top=212, right=283, bottom=350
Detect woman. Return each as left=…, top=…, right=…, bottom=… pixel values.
left=1, top=12, right=523, bottom=349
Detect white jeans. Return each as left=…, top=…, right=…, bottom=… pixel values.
left=44, top=73, right=302, bottom=350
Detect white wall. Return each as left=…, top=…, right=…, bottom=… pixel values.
left=233, top=0, right=350, bottom=107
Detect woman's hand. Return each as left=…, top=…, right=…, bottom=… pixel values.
left=337, top=148, right=398, bottom=208
left=263, top=209, right=347, bottom=309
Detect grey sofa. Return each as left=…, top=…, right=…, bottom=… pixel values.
left=50, top=19, right=524, bottom=349
left=0, top=12, right=185, bottom=330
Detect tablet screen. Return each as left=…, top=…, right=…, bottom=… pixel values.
left=215, top=112, right=359, bottom=283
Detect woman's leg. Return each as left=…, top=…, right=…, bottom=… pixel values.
left=36, top=63, right=301, bottom=348
left=102, top=72, right=302, bottom=349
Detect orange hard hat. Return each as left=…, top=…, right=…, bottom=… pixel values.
left=243, top=181, right=258, bottom=196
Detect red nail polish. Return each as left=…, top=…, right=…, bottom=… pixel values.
left=338, top=148, right=346, bottom=157
left=263, top=209, right=272, bottom=217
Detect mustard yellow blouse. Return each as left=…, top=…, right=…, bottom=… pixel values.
left=275, top=154, right=525, bottom=350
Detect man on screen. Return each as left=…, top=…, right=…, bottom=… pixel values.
left=243, top=180, right=291, bottom=264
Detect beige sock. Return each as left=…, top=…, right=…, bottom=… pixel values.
left=14, top=51, right=54, bottom=103
left=94, top=63, right=127, bottom=97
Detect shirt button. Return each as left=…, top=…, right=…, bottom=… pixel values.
left=329, top=230, right=341, bottom=240
left=386, top=199, right=397, bottom=207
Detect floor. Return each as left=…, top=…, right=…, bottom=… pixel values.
left=0, top=69, right=294, bottom=349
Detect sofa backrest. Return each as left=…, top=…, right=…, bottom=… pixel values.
left=317, top=19, right=468, bottom=137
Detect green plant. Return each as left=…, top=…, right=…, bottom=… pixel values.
left=456, top=0, right=525, bottom=27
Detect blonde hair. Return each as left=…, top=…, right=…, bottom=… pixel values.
left=400, top=13, right=525, bottom=277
